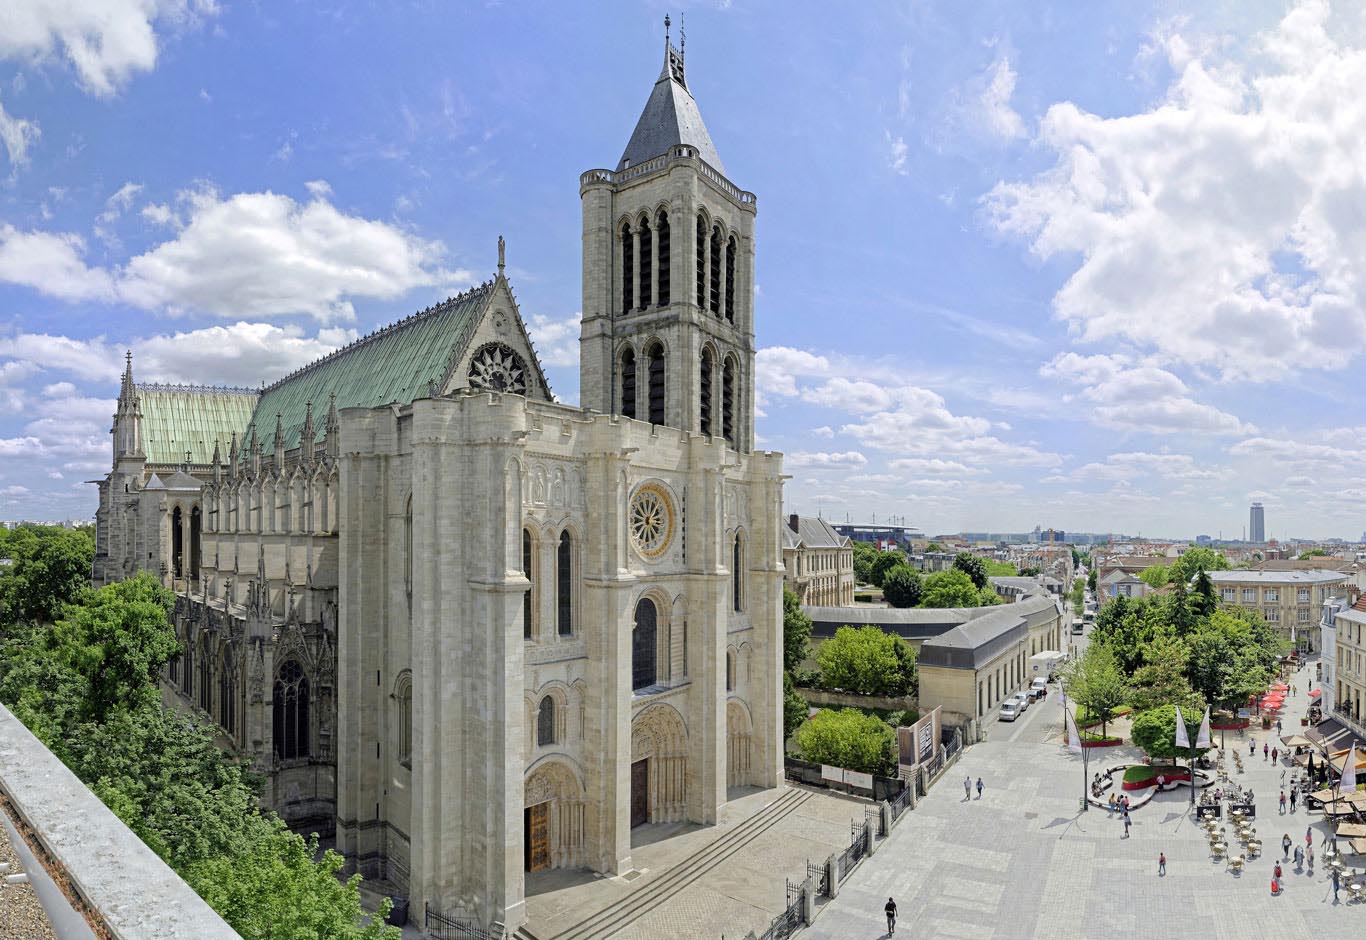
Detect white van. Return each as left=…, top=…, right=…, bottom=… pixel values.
left=998, top=701, right=1020, bottom=722
left=1029, top=676, right=1048, bottom=700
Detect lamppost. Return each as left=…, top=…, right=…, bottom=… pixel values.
left=1062, top=684, right=1090, bottom=812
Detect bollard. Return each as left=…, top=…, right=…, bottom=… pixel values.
left=802, top=874, right=816, bottom=924
left=881, top=800, right=893, bottom=834
left=826, top=853, right=840, bottom=899
left=865, top=818, right=877, bottom=856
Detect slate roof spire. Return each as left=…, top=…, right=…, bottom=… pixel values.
left=617, top=15, right=725, bottom=174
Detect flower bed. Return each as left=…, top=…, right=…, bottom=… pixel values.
left=1121, top=765, right=1191, bottom=790
left=1083, top=737, right=1123, bottom=749
left=1076, top=705, right=1132, bottom=730
left=1211, top=717, right=1249, bottom=730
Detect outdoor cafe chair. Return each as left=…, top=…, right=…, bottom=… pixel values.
left=1247, top=840, right=1261, bottom=857
left=1228, top=856, right=1245, bottom=873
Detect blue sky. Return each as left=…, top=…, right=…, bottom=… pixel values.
left=0, top=0, right=1363, bottom=539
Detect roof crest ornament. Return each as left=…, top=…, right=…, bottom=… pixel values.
left=498, top=235, right=505, bottom=278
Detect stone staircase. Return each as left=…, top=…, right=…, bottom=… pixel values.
left=539, top=786, right=812, bottom=940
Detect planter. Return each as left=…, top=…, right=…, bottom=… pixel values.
left=1211, top=719, right=1249, bottom=730
left=1301, top=718, right=1309, bottom=726
left=1082, top=737, right=1123, bottom=749
left=1262, top=717, right=1272, bottom=729
left=1121, top=767, right=1191, bottom=790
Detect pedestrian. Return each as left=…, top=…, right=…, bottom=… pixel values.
left=1306, top=826, right=1313, bottom=848
left=885, top=897, right=897, bottom=935
left=1276, top=719, right=1283, bottom=733
left=964, top=775, right=972, bottom=800
left=1250, top=739, right=1256, bottom=756
left=1333, top=868, right=1341, bottom=902
left=1290, top=789, right=1298, bottom=812
left=1308, top=844, right=1314, bottom=867
left=1279, top=791, right=1287, bottom=814
left=976, top=777, right=984, bottom=799
left=1283, top=833, right=1292, bottom=858
left=1158, top=851, right=1166, bottom=875
left=1272, top=747, right=1279, bottom=763
left=1294, top=845, right=1303, bottom=868
left=1123, top=815, right=1131, bottom=838
left=1264, top=743, right=1270, bottom=760
left=1274, top=861, right=1283, bottom=882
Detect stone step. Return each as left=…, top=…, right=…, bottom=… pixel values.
left=547, top=787, right=812, bottom=940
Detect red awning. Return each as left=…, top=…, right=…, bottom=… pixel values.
left=1309, top=689, right=1323, bottom=699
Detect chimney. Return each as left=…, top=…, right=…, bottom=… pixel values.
left=788, top=513, right=799, bottom=533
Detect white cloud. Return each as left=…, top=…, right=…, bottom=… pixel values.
left=0, top=95, right=39, bottom=168
left=887, top=132, right=908, bottom=175
left=0, top=0, right=218, bottom=97
left=887, top=457, right=982, bottom=476
left=810, top=426, right=834, bottom=439
left=0, top=485, right=30, bottom=497
left=979, top=55, right=1026, bottom=139
left=756, top=346, right=830, bottom=399
left=1067, top=451, right=1218, bottom=482
left=786, top=451, right=868, bottom=470
left=1041, top=352, right=1255, bottom=435
left=986, top=1, right=1366, bottom=380
left=0, top=183, right=463, bottom=323
left=525, top=312, right=581, bottom=368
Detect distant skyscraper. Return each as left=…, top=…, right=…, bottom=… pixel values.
left=1249, top=502, right=1266, bottom=543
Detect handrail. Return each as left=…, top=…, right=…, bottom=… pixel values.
left=580, top=149, right=756, bottom=206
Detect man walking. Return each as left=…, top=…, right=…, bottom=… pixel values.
left=1123, top=814, right=1131, bottom=838
left=1158, top=852, right=1166, bottom=875
left=964, top=775, right=972, bottom=801
left=885, top=897, right=897, bottom=934
left=1282, top=833, right=1292, bottom=859
left=1290, top=788, right=1298, bottom=812
left=1334, top=868, right=1341, bottom=902
left=976, top=777, right=984, bottom=799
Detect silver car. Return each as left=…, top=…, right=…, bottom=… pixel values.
left=1010, top=691, right=1030, bottom=713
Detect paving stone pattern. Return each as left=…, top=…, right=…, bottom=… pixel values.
left=805, top=662, right=1351, bottom=940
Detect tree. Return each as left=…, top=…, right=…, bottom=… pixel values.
left=926, top=541, right=943, bottom=553
left=782, top=589, right=812, bottom=674
left=952, top=552, right=988, bottom=590
left=977, top=585, right=1002, bottom=606
left=852, top=541, right=877, bottom=585
left=816, top=626, right=915, bottom=696
left=1299, top=549, right=1329, bottom=559
left=1190, top=569, right=1217, bottom=618
left=1060, top=643, right=1129, bottom=738
left=1127, top=633, right=1196, bottom=713
left=1138, top=564, right=1171, bottom=589
left=919, top=569, right=981, bottom=608
left=1169, top=547, right=1229, bottom=584
left=881, top=565, right=922, bottom=608
left=1068, top=578, right=1084, bottom=616
left=783, top=672, right=808, bottom=739
left=1018, top=565, right=1041, bottom=577
left=794, top=708, right=896, bottom=776
left=870, top=551, right=906, bottom=587
left=983, top=559, right=1018, bottom=577
left=1087, top=568, right=1097, bottom=592
left=1130, top=703, right=1209, bottom=761
left=0, top=525, right=96, bottom=627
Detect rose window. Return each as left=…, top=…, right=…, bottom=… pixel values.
left=468, top=343, right=528, bottom=395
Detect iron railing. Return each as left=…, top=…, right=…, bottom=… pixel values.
left=807, top=858, right=828, bottom=898
left=752, top=882, right=805, bottom=940
left=424, top=904, right=504, bottom=940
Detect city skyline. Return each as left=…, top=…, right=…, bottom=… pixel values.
left=2, top=2, right=1365, bottom=536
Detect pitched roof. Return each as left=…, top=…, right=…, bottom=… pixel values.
left=1206, top=568, right=1347, bottom=584
left=136, top=384, right=257, bottom=465
left=245, top=282, right=495, bottom=456
left=618, top=38, right=726, bottom=174
left=782, top=515, right=849, bottom=550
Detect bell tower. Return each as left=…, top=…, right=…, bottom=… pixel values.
left=579, top=17, right=757, bottom=452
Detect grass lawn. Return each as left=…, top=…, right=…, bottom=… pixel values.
left=1122, top=764, right=1183, bottom=784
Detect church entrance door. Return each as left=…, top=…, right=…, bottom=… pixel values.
left=524, top=802, right=550, bottom=872
left=630, top=759, right=649, bottom=828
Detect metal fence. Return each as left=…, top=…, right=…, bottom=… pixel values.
left=807, top=858, right=828, bottom=898
left=889, top=783, right=913, bottom=820
left=837, top=822, right=868, bottom=881
left=424, top=904, right=504, bottom=940
left=748, top=881, right=806, bottom=940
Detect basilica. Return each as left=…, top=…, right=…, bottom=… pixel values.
left=91, top=28, right=783, bottom=933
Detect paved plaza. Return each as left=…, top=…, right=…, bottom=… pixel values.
left=805, top=662, right=1346, bottom=940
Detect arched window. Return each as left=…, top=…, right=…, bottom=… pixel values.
left=183, top=637, right=193, bottom=697
left=696, top=215, right=706, bottom=308
left=537, top=696, right=556, bottom=746
left=656, top=210, right=670, bottom=305
left=638, top=217, right=652, bottom=309
left=171, top=505, right=183, bottom=578
left=273, top=660, right=310, bottom=760
left=621, top=222, right=634, bottom=313
left=557, top=531, right=574, bottom=637
left=396, top=672, right=413, bottom=765
left=709, top=226, right=722, bottom=315
left=726, top=649, right=736, bottom=691
left=522, top=529, right=535, bottom=641
left=722, top=357, right=736, bottom=446
left=699, top=348, right=713, bottom=436
left=620, top=348, right=637, bottom=420
left=646, top=342, right=665, bottom=426
left=219, top=646, right=235, bottom=736
left=168, top=651, right=179, bottom=686
left=190, top=505, right=202, bottom=580
left=632, top=598, right=658, bottom=692
left=733, top=534, right=744, bottom=612
left=725, top=236, right=736, bottom=323
left=198, top=637, right=211, bottom=712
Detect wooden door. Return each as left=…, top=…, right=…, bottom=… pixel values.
left=525, top=803, right=550, bottom=872
left=630, top=759, right=649, bottom=828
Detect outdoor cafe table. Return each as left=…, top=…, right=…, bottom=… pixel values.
left=1229, top=802, right=1255, bottom=819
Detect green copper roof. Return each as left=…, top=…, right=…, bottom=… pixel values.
left=246, top=281, right=494, bottom=456
left=137, top=385, right=258, bottom=465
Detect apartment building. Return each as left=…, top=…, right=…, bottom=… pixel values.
left=1206, top=569, right=1348, bottom=652
left=782, top=514, right=855, bottom=607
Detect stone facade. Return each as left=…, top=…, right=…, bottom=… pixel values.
left=90, top=31, right=783, bottom=933
left=1206, top=568, right=1348, bottom=652
left=781, top=514, right=854, bottom=606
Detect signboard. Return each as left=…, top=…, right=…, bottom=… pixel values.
left=821, top=764, right=875, bottom=790
left=918, top=722, right=933, bottom=761
left=1237, top=708, right=1252, bottom=718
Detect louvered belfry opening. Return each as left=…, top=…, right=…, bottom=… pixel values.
left=696, top=216, right=706, bottom=307
left=646, top=343, right=665, bottom=425
left=638, top=217, right=652, bottom=309
left=725, top=236, right=736, bottom=323
left=620, top=348, right=637, bottom=419
left=656, top=210, right=670, bottom=305
left=621, top=222, right=634, bottom=313
left=700, top=347, right=713, bottom=436
left=709, top=226, right=721, bottom=314
left=722, top=357, right=735, bottom=445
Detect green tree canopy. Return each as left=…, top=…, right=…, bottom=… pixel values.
left=1127, top=632, right=1197, bottom=713
left=852, top=541, right=877, bottom=584
left=783, top=672, right=808, bottom=739
left=1130, top=703, right=1210, bottom=760
left=926, top=541, right=943, bottom=553
left=1299, top=549, right=1329, bottom=559
left=1169, top=547, right=1230, bottom=584
left=919, top=569, right=981, bottom=608
left=794, top=708, right=896, bottom=776
left=1138, top=564, right=1171, bottom=588
left=1060, top=642, right=1129, bottom=737
left=870, top=551, right=906, bottom=587
left=0, top=525, right=95, bottom=626
left=881, top=565, right=923, bottom=608
left=816, top=625, right=916, bottom=696
left=952, top=552, right=989, bottom=590
left=782, top=588, right=812, bottom=673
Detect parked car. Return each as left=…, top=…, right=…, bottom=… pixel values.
left=1029, top=677, right=1048, bottom=700
left=1011, top=691, right=1030, bottom=713
left=998, top=701, right=1020, bottom=722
